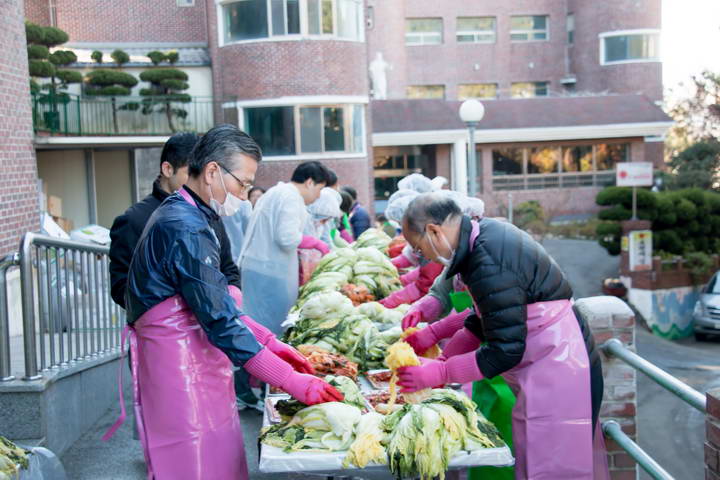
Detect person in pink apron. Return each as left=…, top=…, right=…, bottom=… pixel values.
left=395, top=193, right=608, bottom=480
left=119, top=125, right=343, bottom=480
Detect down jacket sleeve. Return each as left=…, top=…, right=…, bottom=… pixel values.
left=166, top=231, right=262, bottom=367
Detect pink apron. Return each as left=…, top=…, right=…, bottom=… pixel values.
left=104, top=188, right=248, bottom=480
left=465, top=221, right=608, bottom=479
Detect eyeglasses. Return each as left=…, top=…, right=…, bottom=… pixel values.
left=219, top=164, right=253, bottom=192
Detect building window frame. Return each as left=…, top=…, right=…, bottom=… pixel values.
left=406, top=84, right=446, bottom=99
left=458, top=83, right=498, bottom=100
left=217, top=0, right=364, bottom=47
left=405, top=18, right=443, bottom=46
left=510, top=81, right=549, bottom=98
left=599, top=29, right=661, bottom=66
left=510, top=15, right=549, bottom=42
left=456, top=16, right=496, bottom=44
left=237, top=98, right=367, bottom=160
left=566, top=13, right=574, bottom=45
left=491, top=142, right=631, bottom=191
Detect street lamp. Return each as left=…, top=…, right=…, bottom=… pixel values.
left=459, top=99, right=485, bottom=197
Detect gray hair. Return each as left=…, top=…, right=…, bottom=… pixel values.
left=403, top=192, right=463, bottom=234
left=188, top=124, right=262, bottom=177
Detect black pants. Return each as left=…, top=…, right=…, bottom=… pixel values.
left=589, top=356, right=604, bottom=434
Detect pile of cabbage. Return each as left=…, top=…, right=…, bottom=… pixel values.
left=261, top=388, right=506, bottom=479
left=284, top=292, right=407, bottom=370
left=295, top=230, right=402, bottom=309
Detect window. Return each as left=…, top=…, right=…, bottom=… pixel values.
left=224, top=0, right=268, bottom=42
left=405, top=18, right=443, bottom=45
left=527, top=147, right=558, bottom=174
left=458, top=83, right=497, bottom=100
left=491, top=143, right=631, bottom=190
left=406, top=85, right=445, bottom=99
left=595, top=143, right=629, bottom=170
left=244, top=104, right=364, bottom=157
left=177, top=0, right=195, bottom=6
left=456, top=17, right=496, bottom=43
left=244, top=106, right=296, bottom=156
left=510, top=15, right=548, bottom=41
left=510, top=81, right=549, bottom=98
left=566, top=13, right=574, bottom=45
left=493, top=149, right=524, bottom=176
left=562, top=145, right=593, bottom=172
left=601, top=31, right=660, bottom=64
left=221, top=0, right=362, bottom=44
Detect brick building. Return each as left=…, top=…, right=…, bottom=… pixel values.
left=4, top=0, right=670, bottom=251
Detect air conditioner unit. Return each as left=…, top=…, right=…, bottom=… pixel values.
left=560, top=76, right=577, bottom=85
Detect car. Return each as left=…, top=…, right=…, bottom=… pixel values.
left=692, top=271, right=720, bottom=341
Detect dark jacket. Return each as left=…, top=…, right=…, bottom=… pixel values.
left=446, top=216, right=597, bottom=378
left=349, top=202, right=371, bottom=239
left=125, top=186, right=261, bottom=366
left=109, top=178, right=241, bottom=308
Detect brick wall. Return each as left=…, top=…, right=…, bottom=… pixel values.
left=0, top=0, right=40, bottom=256
left=47, top=0, right=207, bottom=43
left=708, top=388, right=720, bottom=480
left=569, top=0, right=662, bottom=101
left=217, top=41, right=369, bottom=100
left=575, top=296, right=638, bottom=480
left=24, top=0, right=49, bottom=25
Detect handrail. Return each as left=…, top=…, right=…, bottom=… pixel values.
left=0, top=253, right=19, bottom=381
left=601, top=338, right=706, bottom=412
left=19, top=232, right=117, bottom=380
left=602, top=420, right=674, bottom=480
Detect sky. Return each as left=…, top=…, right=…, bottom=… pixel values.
left=662, top=0, right=720, bottom=97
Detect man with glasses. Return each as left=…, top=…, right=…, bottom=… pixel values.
left=109, top=132, right=242, bottom=310
left=120, top=125, right=342, bottom=479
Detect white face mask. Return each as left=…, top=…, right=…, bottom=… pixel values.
left=210, top=171, right=243, bottom=217
left=426, top=228, right=455, bottom=267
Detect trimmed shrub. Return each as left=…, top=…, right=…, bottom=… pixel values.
left=27, top=44, right=49, bottom=60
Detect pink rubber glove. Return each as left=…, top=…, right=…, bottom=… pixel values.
left=379, top=282, right=422, bottom=309
left=400, top=267, right=421, bottom=287
left=244, top=348, right=343, bottom=404
left=402, top=295, right=443, bottom=330
left=396, top=351, right=484, bottom=392
left=299, top=235, right=330, bottom=256
left=228, top=286, right=314, bottom=374
left=391, top=254, right=413, bottom=270
left=404, top=309, right=472, bottom=355
left=440, top=328, right=482, bottom=360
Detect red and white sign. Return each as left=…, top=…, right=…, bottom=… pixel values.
left=616, top=162, right=653, bottom=187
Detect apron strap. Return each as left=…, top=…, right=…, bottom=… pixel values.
left=102, top=325, right=133, bottom=441
left=178, top=186, right=198, bottom=207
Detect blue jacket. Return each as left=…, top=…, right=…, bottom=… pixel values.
left=349, top=202, right=371, bottom=239
left=126, top=186, right=261, bottom=366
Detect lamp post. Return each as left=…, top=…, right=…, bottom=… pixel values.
left=459, top=99, right=485, bottom=197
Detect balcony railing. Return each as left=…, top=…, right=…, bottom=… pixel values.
left=32, top=92, right=215, bottom=136
left=492, top=171, right=616, bottom=191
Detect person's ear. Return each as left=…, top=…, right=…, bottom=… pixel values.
left=160, top=161, right=174, bottom=179
left=204, top=162, right=218, bottom=186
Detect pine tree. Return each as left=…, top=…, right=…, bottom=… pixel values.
left=139, top=50, right=190, bottom=133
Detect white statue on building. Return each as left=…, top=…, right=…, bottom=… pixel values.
left=369, top=52, right=391, bottom=100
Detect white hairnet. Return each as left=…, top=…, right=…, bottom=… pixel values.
left=464, top=197, right=485, bottom=218
left=397, top=173, right=434, bottom=193
left=385, top=190, right=420, bottom=222
left=387, top=188, right=418, bottom=206
left=308, top=188, right=341, bottom=219
left=430, top=176, right=448, bottom=190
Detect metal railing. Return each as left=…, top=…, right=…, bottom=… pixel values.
left=0, top=254, right=19, bottom=381
left=32, top=92, right=215, bottom=136
left=601, top=338, right=708, bottom=480
left=13, top=233, right=124, bottom=380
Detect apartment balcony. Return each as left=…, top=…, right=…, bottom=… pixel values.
left=31, top=93, right=215, bottom=139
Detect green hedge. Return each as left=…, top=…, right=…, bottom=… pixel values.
left=595, top=187, right=720, bottom=256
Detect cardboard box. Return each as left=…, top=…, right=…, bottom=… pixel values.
left=47, top=195, right=63, bottom=218
left=53, top=216, right=74, bottom=234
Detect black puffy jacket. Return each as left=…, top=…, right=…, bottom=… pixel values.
left=125, top=186, right=261, bottom=367
left=446, top=216, right=597, bottom=378
left=109, top=178, right=241, bottom=308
